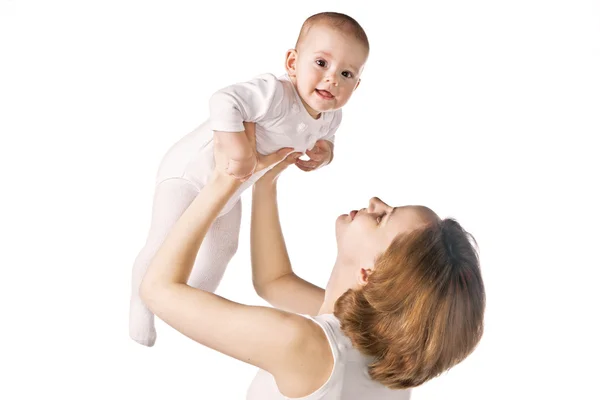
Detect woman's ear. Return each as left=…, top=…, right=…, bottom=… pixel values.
left=357, top=267, right=373, bottom=286
left=285, top=49, right=298, bottom=77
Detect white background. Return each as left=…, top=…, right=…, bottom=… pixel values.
left=1, top=0, right=599, bottom=399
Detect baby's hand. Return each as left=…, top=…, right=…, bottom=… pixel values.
left=213, top=127, right=259, bottom=181
left=214, top=122, right=294, bottom=183
left=295, top=140, right=333, bottom=172
left=226, top=156, right=257, bottom=181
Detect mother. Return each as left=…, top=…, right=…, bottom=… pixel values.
left=140, top=123, right=485, bottom=399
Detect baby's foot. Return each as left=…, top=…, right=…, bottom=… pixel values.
left=129, top=297, right=157, bottom=347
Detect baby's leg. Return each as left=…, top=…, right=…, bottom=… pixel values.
left=187, top=199, right=242, bottom=292
left=129, top=178, right=200, bottom=347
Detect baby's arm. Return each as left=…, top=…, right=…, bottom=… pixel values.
left=209, top=74, right=284, bottom=179
left=322, top=110, right=340, bottom=165
left=323, top=139, right=334, bottom=165
left=213, top=130, right=256, bottom=179
left=295, top=111, right=339, bottom=172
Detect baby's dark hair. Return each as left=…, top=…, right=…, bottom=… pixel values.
left=295, top=12, right=369, bottom=54
left=334, top=218, right=486, bottom=389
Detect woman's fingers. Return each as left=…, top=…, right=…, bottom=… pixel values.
left=295, top=159, right=318, bottom=171
left=256, top=148, right=296, bottom=172
left=257, top=151, right=303, bottom=182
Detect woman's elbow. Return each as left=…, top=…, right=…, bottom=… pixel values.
left=252, top=279, right=265, bottom=298
left=252, top=278, right=273, bottom=302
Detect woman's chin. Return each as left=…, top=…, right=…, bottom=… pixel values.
left=335, top=216, right=349, bottom=240
left=335, top=214, right=348, bottom=228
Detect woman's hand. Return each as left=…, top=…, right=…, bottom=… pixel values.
left=256, top=151, right=304, bottom=186
left=213, top=122, right=296, bottom=183
left=253, top=133, right=303, bottom=187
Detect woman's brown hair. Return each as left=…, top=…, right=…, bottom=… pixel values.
left=334, top=218, right=485, bottom=389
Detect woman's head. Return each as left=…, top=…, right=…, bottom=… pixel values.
left=331, top=197, right=485, bottom=389
left=335, top=197, right=436, bottom=269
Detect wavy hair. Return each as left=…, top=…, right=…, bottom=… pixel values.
left=334, top=218, right=485, bottom=389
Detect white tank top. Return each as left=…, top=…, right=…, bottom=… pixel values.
left=246, top=313, right=412, bottom=400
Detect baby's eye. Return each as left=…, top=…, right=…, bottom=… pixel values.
left=342, top=71, right=353, bottom=78
left=316, top=59, right=327, bottom=67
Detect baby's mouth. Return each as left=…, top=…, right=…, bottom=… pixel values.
left=315, top=89, right=334, bottom=99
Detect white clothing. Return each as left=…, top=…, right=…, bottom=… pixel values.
left=155, top=73, right=342, bottom=216
left=129, top=73, right=341, bottom=346
left=246, top=314, right=412, bottom=400
left=129, top=178, right=242, bottom=346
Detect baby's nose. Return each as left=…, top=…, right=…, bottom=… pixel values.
left=325, top=74, right=338, bottom=84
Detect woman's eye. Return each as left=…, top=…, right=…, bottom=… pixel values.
left=376, top=216, right=382, bottom=224
left=316, top=59, right=326, bottom=67
left=342, top=71, right=353, bottom=78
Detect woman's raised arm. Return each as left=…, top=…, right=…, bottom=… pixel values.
left=250, top=154, right=325, bottom=316
left=138, top=125, right=333, bottom=397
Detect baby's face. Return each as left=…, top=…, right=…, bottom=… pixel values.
left=289, top=25, right=368, bottom=118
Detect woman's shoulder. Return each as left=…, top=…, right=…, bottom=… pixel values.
left=250, top=313, right=410, bottom=399
left=306, top=313, right=353, bottom=356
left=269, top=313, right=340, bottom=398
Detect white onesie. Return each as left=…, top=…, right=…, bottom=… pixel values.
left=156, top=72, right=341, bottom=215
left=129, top=73, right=342, bottom=346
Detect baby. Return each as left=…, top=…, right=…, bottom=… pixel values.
left=129, top=11, right=370, bottom=346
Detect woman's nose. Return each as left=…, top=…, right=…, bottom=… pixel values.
left=369, top=197, right=391, bottom=213
left=368, top=197, right=381, bottom=211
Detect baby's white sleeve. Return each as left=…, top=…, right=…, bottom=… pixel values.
left=208, top=73, right=284, bottom=132
left=324, top=110, right=343, bottom=144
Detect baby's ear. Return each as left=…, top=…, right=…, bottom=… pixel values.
left=285, top=49, right=298, bottom=76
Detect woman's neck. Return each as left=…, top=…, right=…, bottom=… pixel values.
left=317, top=297, right=335, bottom=315
left=317, top=259, right=357, bottom=316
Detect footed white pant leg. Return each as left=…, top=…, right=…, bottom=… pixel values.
left=186, top=197, right=242, bottom=292
left=129, top=178, right=199, bottom=347
left=129, top=178, right=242, bottom=347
